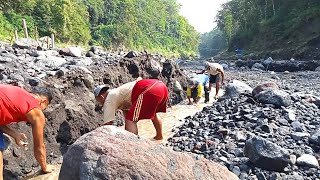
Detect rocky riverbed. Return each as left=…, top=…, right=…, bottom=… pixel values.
left=167, top=61, right=320, bottom=180
left=1, top=39, right=320, bottom=179
left=0, top=41, right=188, bottom=179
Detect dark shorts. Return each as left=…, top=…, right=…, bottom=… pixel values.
left=0, top=131, right=5, bottom=151
left=209, top=74, right=221, bottom=84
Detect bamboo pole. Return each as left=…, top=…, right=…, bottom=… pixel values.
left=14, top=30, right=18, bottom=40
left=22, top=19, right=28, bottom=38
left=51, top=33, right=55, bottom=48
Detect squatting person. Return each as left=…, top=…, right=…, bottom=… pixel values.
left=94, top=78, right=168, bottom=140
left=0, top=84, right=55, bottom=179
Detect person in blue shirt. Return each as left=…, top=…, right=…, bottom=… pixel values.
left=187, top=74, right=210, bottom=105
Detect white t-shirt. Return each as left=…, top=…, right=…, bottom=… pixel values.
left=103, top=77, right=142, bottom=123
left=206, top=63, right=223, bottom=75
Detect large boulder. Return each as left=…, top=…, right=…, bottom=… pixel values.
left=59, top=47, right=82, bottom=57
left=223, top=80, right=253, bottom=98
left=59, top=126, right=239, bottom=180
left=146, top=59, right=163, bottom=78
left=251, top=63, right=265, bottom=70
left=252, top=82, right=279, bottom=96
left=255, top=89, right=291, bottom=107
left=244, top=136, right=291, bottom=172
left=13, top=38, right=38, bottom=49
left=124, top=51, right=138, bottom=58
left=35, top=56, right=66, bottom=69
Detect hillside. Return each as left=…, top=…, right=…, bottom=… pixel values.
left=0, top=0, right=199, bottom=57
left=201, top=0, right=320, bottom=60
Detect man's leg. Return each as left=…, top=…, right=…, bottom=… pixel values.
left=125, top=120, right=138, bottom=135
left=215, top=82, right=220, bottom=98
left=0, top=151, right=3, bottom=180
left=215, top=74, right=222, bottom=98
left=204, top=86, right=209, bottom=103
left=0, top=131, right=4, bottom=180
left=152, top=113, right=163, bottom=140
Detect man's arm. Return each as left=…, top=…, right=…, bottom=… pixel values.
left=103, top=93, right=118, bottom=124
left=26, top=108, right=48, bottom=172
left=186, top=88, right=192, bottom=104
left=0, top=126, right=18, bottom=138
left=197, top=69, right=206, bottom=74
left=0, top=126, right=27, bottom=146
left=217, top=69, right=225, bottom=85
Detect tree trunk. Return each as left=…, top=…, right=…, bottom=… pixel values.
left=271, top=0, right=275, bottom=16
left=264, top=0, right=268, bottom=20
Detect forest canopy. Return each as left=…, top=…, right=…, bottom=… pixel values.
left=0, top=0, right=199, bottom=57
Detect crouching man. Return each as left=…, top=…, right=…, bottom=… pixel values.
left=94, top=78, right=168, bottom=140
left=0, top=84, right=55, bottom=179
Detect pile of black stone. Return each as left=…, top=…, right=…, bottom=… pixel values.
left=167, top=81, right=320, bottom=180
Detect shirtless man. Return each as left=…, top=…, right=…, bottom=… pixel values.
left=198, top=62, right=225, bottom=98
left=0, top=85, right=55, bottom=180
left=94, top=78, right=168, bottom=140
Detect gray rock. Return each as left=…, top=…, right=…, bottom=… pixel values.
left=252, top=63, right=265, bottom=70
left=296, top=154, right=319, bottom=168
left=315, top=66, right=320, bottom=71
left=13, top=38, right=38, bottom=49
left=59, top=47, right=82, bottom=57
left=309, top=129, right=320, bottom=146
left=244, top=136, right=291, bottom=171
left=28, top=78, right=40, bottom=86
left=35, top=56, right=66, bottom=68
left=124, top=51, right=138, bottom=58
left=0, top=56, right=13, bottom=63
left=283, top=175, right=304, bottom=180
left=255, top=89, right=291, bottom=107
left=72, top=57, right=93, bottom=66
left=283, top=109, right=296, bottom=121
left=223, top=80, right=253, bottom=98
left=252, top=82, right=279, bottom=96
left=59, top=126, right=239, bottom=180
left=147, top=59, right=163, bottom=78
left=291, top=121, right=303, bottom=132
left=263, top=57, right=273, bottom=66
left=173, top=80, right=182, bottom=93
left=83, top=74, right=94, bottom=89
left=289, top=154, right=297, bottom=164
left=291, top=132, right=310, bottom=141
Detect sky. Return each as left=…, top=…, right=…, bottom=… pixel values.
left=176, top=0, right=229, bottom=33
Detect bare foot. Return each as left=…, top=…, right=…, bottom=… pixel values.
left=153, top=135, right=163, bottom=140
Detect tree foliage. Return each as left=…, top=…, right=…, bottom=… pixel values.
left=198, top=28, right=227, bottom=58
left=216, top=0, right=320, bottom=52
left=0, top=0, right=199, bottom=57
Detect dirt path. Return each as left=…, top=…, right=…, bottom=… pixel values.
left=21, top=89, right=224, bottom=180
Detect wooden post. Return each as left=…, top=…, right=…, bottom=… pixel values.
left=51, top=33, right=55, bottom=48
left=47, top=36, right=49, bottom=48
left=22, top=19, right=28, bottom=38
left=35, top=27, right=38, bottom=41
left=14, top=30, right=18, bottom=40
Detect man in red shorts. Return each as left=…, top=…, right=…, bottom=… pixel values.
left=94, top=78, right=168, bottom=140
left=0, top=84, right=55, bottom=179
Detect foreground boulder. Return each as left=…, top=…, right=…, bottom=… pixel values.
left=59, top=126, right=238, bottom=180
left=244, top=136, right=291, bottom=172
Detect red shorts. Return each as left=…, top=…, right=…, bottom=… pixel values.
left=125, top=79, right=168, bottom=122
